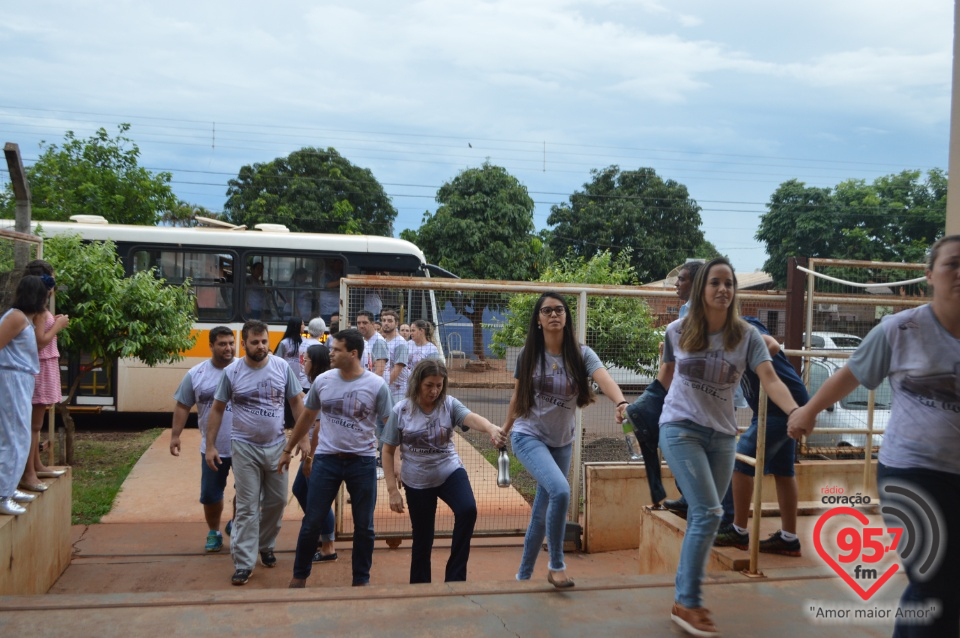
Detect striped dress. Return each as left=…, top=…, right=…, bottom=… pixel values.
left=32, top=311, right=62, bottom=405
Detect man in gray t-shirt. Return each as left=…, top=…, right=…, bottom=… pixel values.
left=170, top=326, right=236, bottom=554
left=205, top=320, right=304, bottom=587
left=280, top=328, right=393, bottom=588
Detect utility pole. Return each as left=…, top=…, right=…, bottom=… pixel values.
left=946, top=1, right=960, bottom=235
left=3, top=142, right=32, bottom=268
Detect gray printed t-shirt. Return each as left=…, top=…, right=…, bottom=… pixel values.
left=659, top=319, right=770, bottom=436
left=278, top=337, right=309, bottom=388
left=295, top=337, right=322, bottom=388
left=174, top=359, right=234, bottom=456
left=848, top=305, right=960, bottom=474
left=363, top=333, right=388, bottom=372
left=381, top=396, right=472, bottom=489
left=511, top=345, right=604, bottom=447
left=382, top=334, right=409, bottom=400
left=214, top=355, right=302, bottom=447
left=402, top=341, right=440, bottom=390
left=304, top=369, right=393, bottom=456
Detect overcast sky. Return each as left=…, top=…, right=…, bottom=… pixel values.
left=1, top=1, right=953, bottom=274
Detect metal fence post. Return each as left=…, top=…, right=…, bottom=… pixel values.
left=569, top=291, right=588, bottom=524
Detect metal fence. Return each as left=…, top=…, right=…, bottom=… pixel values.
left=794, top=257, right=928, bottom=458
left=339, top=274, right=788, bottom=540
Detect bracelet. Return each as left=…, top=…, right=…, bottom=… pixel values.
left=616, top=401, right=629, bottom=407
left=304, top=455, right=313, bottom=461
left=788, top=407, right=800, bottom=415
left=282, top=448, right=292, bottom=454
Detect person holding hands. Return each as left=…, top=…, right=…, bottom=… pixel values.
left=501, top=291, right=628, bottom=589
left=381, top=359, right=505, bottom=584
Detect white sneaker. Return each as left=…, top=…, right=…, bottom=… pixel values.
left=12, top=490, right=36, bottom=503
left=376, top=467, right=385, bottom=480
left=0, top=497, right=27, bottom=516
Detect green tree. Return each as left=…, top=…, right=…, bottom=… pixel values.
left=491, top=250, right=660, bottom=372
left=2, top=125, right=178, bottom=224
left=547, top=166, right=708, bottom=283
left=403, top=162, right=542, bottom=360
left=161, top=200, right=216, bottom=227
left=43, top=233, right=196, bottom=462
left=756, top=170, right=946, bottom=286
left=223, top=147, right=396, bottom=235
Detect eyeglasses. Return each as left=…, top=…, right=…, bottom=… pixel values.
left=539, top=305, right=566, bottom=317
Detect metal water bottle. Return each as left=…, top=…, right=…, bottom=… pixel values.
left=622, top=416, right=642, bottom=461
left=497, top=447, right=511, bottom=488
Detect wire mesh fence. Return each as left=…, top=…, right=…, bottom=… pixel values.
left=796, top=258, right=928, bottom=459
left=329, top=262, right=928, bottom=540
left=341, top=275, right=793, bottom=539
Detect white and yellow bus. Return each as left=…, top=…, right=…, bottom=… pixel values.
left=35, top=216, right=441, bottom=414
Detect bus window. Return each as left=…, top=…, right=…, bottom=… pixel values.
left=318, top=259, right=344, bottom=322
left=131, top=249, right=236, bottom=322
left=244, top=254, right=326, bottom=322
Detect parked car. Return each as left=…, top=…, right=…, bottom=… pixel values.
left=803, top=331, right=863, bottom=351
left=804, top=357, right=888, bottom=450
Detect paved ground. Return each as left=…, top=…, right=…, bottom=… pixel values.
left=0, top=430, right=909, bottom=637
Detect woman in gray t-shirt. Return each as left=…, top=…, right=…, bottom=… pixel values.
left=790, top=235, right=960, bottom=638
left=657, top=258, right=799, bottom=637
left=381, top=359, right=504, bottom=583
left=502, top=291, right=629, bottom=589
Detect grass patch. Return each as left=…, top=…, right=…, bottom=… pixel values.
left=71, top=428, right=163, bottom=525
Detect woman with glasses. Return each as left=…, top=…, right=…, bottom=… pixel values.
left=501, top=292, right=628, bottom=588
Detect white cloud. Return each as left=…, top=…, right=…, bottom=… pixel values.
left=0, top=0, right=953, bottom=270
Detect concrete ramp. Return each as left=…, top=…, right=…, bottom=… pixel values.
left=104, top=429, right=531, bottom=538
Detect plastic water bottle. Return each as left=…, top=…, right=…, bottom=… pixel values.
left=497, top=448, right=511, bottom=488
left=622, top=417, right=642, bottom=461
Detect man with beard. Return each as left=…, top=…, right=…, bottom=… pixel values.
left=206, top=320, right=305, bottom=586
left=170, top=326, right=237, bottom=553
left=379, top=309, right=409, bottom=403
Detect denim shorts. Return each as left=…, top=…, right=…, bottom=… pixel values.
left=199, top=453, right=233, bottom=504
left=733, top=415, right=795, bottom=477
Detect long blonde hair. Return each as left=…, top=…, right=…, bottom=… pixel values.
left=678, top=257, right=747, bottom=353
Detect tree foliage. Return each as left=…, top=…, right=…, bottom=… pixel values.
left=547, top=166, right=708, bottom=283
left=756, top=170, right=947, bottom=287
left=404, top=162, right=542, bottom=359
left=43, top=234, right=196, bottom=396
left=42, top=233, right=197, bottom=462
left=490, top=250, right=660, bottom=372
left=223, top=147, right=396, bottom=235
left=2, top=125, right=178, bottom=225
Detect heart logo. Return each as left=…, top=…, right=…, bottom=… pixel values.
left=813, top=506, right=899, bottom=601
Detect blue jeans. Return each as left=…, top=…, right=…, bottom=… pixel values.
left=292, top=454, right=377, bottom=585
left=511, top=432, right=573, bottom=579
left=877, top=462, right=960, bottom=638
left=291, top=465, right=335, bottom=543
left=404, top=467, right=477, bottom=583
left=659, top=420, right=736, bottom=608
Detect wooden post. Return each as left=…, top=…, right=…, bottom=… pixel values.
left=3, top=142, right=32, bottom=269
left=783, top=257, right=807, bottom=375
